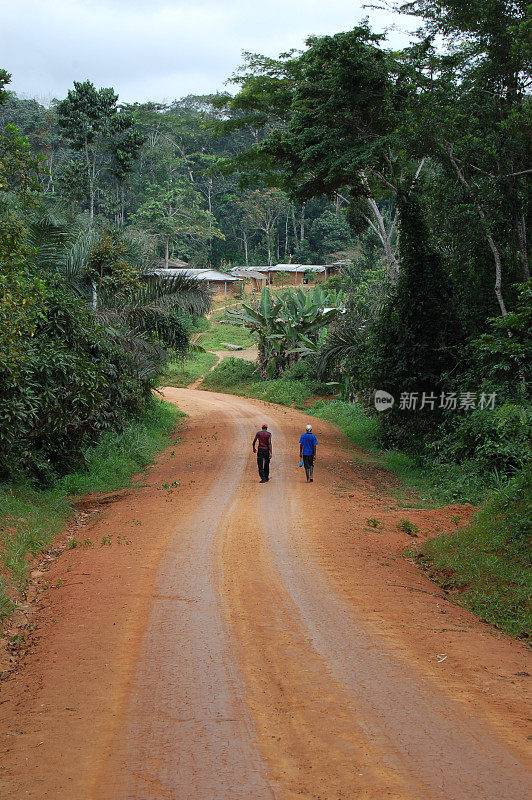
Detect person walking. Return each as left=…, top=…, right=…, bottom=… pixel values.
left=253, top=423, right=272, bottom=483
left=299, top=424, right=318, bottom=482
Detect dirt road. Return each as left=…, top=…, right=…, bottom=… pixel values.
left=0, top=389, right=530, bottom=799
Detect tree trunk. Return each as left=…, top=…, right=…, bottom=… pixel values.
left=300, top=204, right=305, bottom=242
left=165, top=236, right=169, bottom=267
left=447, top=147, right=507, bottom=316
left=291, top=204, right=298, bottom=244
left=91, top=281, right=98, bottom=310
left=364, top=196, right=399, bottom=283
left=516, top=210, right=529, bottom=280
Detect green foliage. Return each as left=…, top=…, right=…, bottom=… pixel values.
left=308, top=399, right=380, bottom=451
left=473, top=281, right=532, bottom=399
left=397, top=519, right=420, bottom=536
left=0, top=279, right=158, bottom=483
left=0, top=74, right=47, bottom=377
left=433, top=404, right=531, bottom=477
left=308, top=210, right=353, bottom=260
left=418, top=466, right=532, bottom=638
left=228, top=285, right=341, bottom=377
left=201, top=357, right=256, bottom=390
left=370, top=192, right=463, bottom=445
left=250, top=379, right=314, bottom=407
left=132, top=180, right=224, bottom=261
left=201, top=357, right=317, bottom=406
left=58, top=398, right=181, bottom=496
left=56, top=80, right=143, bottom=221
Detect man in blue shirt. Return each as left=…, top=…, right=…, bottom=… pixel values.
left=299, top=424, right=318, bottom=482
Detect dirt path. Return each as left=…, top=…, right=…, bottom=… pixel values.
left=0, top=389, right=530, bottom=799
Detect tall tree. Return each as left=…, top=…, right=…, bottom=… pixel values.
left=132, top=180, right=223, bottom=265
left=237, top=188, right=288, bottom=264
left=399, top=0, right=531, bottom=312
left=56, top=81, right=142, bottom=225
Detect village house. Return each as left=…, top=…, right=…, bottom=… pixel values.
left=153, top=267, right=242, bottom=297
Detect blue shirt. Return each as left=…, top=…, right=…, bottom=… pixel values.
left=299, top=432, right=318, bottom=455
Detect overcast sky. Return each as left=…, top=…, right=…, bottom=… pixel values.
left=1, top=0, right=419, bottom=105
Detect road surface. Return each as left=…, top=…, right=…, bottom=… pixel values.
left=0, top=389, right=530, bottom=799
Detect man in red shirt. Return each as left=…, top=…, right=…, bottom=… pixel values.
left=252, top=423, right=272, bottom=483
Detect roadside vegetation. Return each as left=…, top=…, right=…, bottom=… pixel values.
left=0, top=400, right=182, bottom=619
left=416, top=468, right=532, bottom=639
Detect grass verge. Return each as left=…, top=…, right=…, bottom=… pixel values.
left=414, top=467, right=531, bottom=639
left=163, top=350, right=219, bottom=387
left=201, top=359, right=317, bottom=406
left=197, top=323, right=255, bottom=350
left=0, top=399, right=182, bottom=618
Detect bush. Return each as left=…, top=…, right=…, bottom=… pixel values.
left=282, top=360, right=316, bottom=381
left=0, top=399, right=181, bottom=608
left=0, top=281, right=159, bottom=484
left=202, top=357, right=256, bottom=390
left=433, top=404, right=531, bottom=477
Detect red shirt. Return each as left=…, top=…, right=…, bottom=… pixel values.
left=255, top=430, right=271, bottom=450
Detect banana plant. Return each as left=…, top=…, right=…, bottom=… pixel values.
left=227, top=285, right=342, bottom=376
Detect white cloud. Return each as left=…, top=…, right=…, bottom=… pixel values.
left=0, top=0, right=418, bottom=103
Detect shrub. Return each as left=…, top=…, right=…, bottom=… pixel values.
left=282, top=359, right=316, bottom=381
left=202, top=357, right=256, bottom=390
left=433, top=404, right=531, bottom=477
left=0, top=281, right=158, bottom=483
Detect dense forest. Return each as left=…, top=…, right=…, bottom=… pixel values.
left=0, top=84, right=354, bottom=268
left=0, top=0, right=530, bottom=493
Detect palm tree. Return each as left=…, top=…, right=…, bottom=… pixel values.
left=25, top=197, right=212, bottom=378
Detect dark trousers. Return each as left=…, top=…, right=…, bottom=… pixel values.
left=257, top=449, right=270, bottom=481
left=303, top=454, right=314, bottom=479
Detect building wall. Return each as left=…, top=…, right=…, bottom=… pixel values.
left=209, top=281, right=240, bottom=297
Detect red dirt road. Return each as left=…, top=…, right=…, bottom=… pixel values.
left=0, top=389, right=530, bottom=799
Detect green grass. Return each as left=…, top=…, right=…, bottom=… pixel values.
left=415, top=467, right=531, bottom=639
left=163, top=350, right=219, bottom=387
left=201, top=359, right=315, bottom=406
left=197, top=323, right=255, bottom=350
left=307, top=400, right=492, bottom=506
left=192, top=316, right=211, bottom=333
left=0, top=399, right=182, bottom=617
left=308, top=399, right=379, bottom=451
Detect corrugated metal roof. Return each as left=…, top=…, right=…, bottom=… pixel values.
left=268, top=264, right=326, bottom=272
left=153, top=268, right=240, bottom=282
